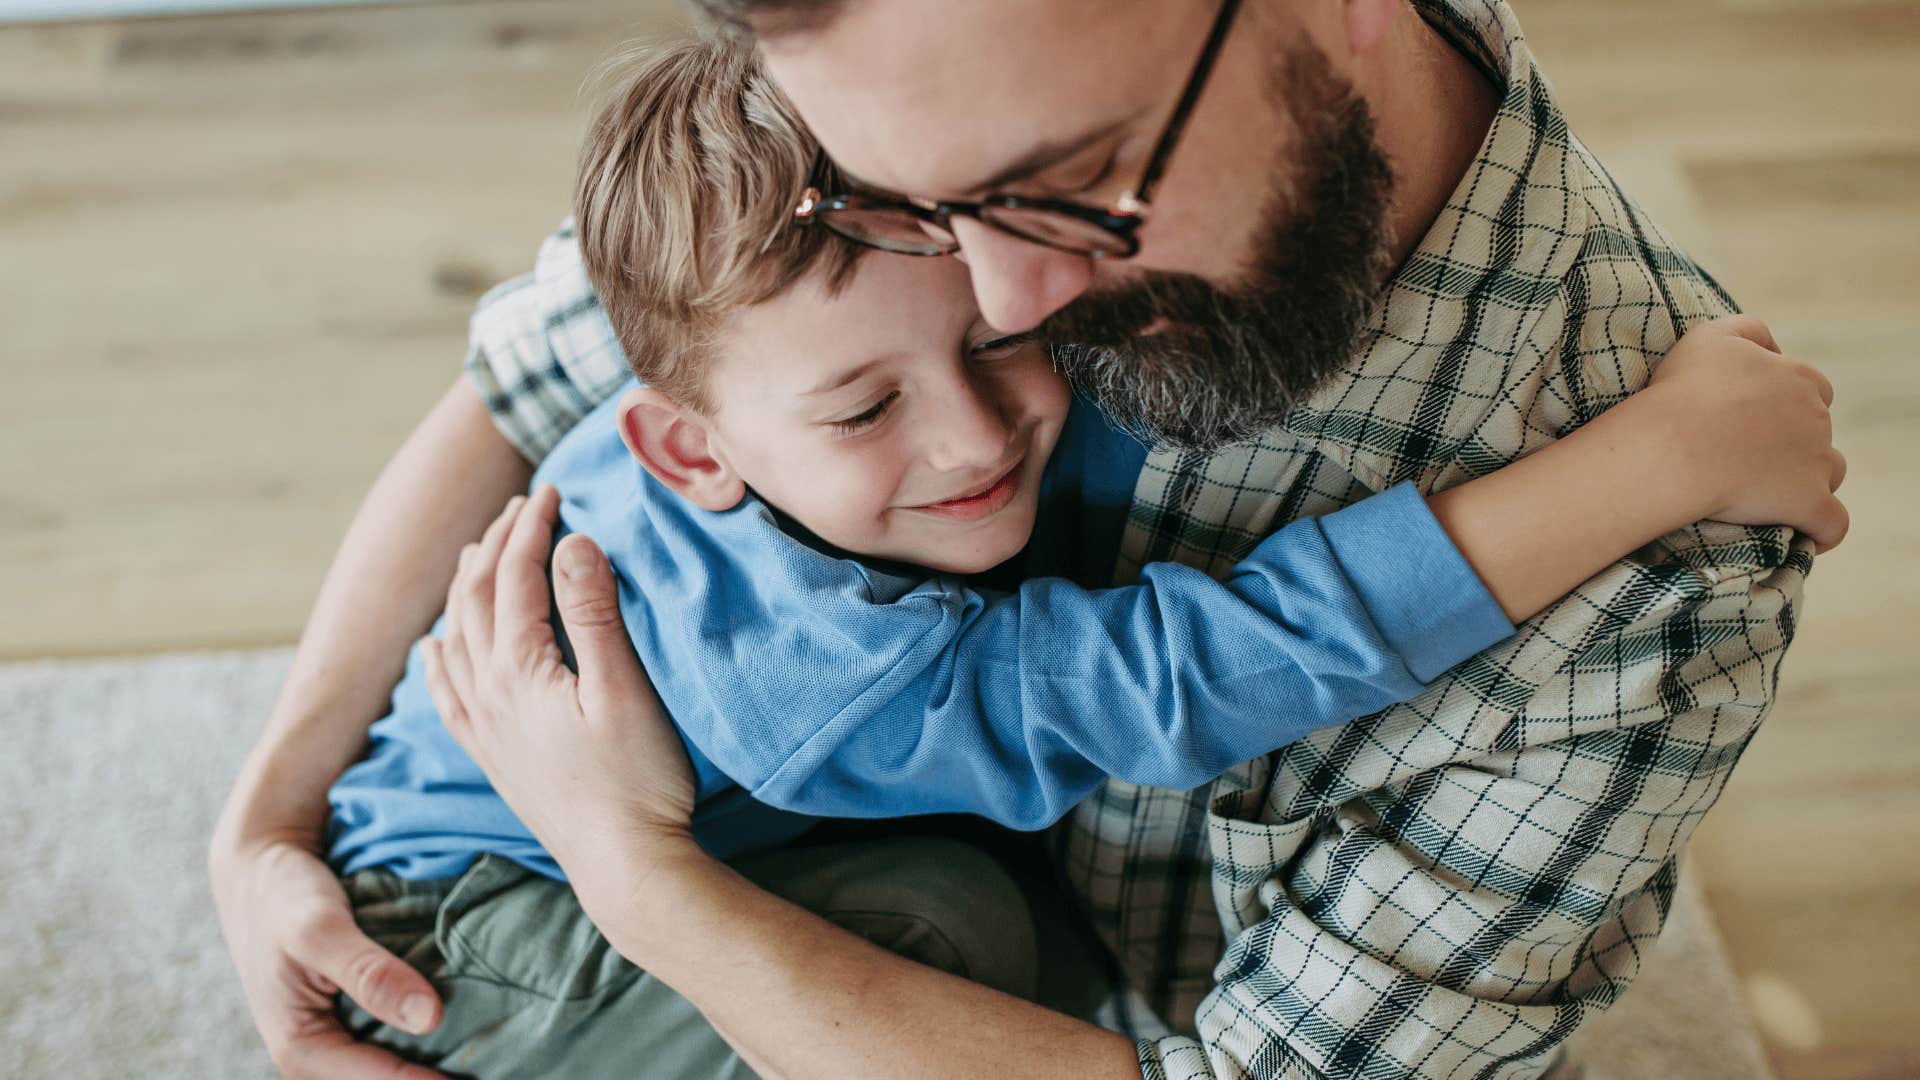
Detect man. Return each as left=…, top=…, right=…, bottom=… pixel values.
left=213, top=1, right=1822, bottom=1076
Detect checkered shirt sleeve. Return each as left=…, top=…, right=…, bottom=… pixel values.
left=1090, top=3, right=1812, bottom=1077
left=463, top=219, right=630, bottom=463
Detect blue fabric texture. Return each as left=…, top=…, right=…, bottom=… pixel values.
left=327, top=386, right=1511, bottom=881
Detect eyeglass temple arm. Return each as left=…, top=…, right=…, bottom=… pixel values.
left=795, top=146, right=828, bottom=217
left=1128, top=0, right=1244, bottom=210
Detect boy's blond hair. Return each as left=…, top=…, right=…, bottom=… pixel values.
left=575, top=34, right=857, bottom=412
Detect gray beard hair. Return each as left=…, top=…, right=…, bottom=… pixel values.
left=1040, top=45, right=1396, bottom=451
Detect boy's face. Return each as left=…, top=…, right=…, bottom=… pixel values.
left=699, top=254, right=1071, bottom=575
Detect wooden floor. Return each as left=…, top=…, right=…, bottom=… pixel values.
left=2, top=1, right=1915, bottom=1076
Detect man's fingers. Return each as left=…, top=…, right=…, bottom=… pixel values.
left=553, top=533, right=654, bottom=718
left=1831, top=448, right=1848, bottom=492
left=421, top=640, right=470, bottom=739
left=285, top=907, right=442, bottom=1040
left=496, top=484, right=563, bottom=658
left=460, top=495, right=527, bottom=657
left=475, top=494, right=523, bottom=560
left=278, top=1027, right=449, bottom=1080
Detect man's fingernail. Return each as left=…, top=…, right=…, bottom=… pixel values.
left=561, top=541, right=596, bottom=581
left=399, top=994, right=435, bottom=1034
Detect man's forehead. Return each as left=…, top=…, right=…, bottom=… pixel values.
left=762, top=0, right=1202, bottom=196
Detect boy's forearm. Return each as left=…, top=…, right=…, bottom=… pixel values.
left=215, top=377, right=533, bottom=846
left=1427, top=390, right=1705, bottom=625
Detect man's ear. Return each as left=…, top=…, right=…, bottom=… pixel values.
left=614, top=386, right=747, bottom=512
left=1342, top=0, right=1396, bottom=55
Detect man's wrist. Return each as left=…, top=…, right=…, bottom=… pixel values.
left=564, top=827, right=716, bottom=957
left=209, top=744, right=343, bottom=875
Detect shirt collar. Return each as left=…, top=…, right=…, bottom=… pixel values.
left=1287, top=0, right=1577, bottom=488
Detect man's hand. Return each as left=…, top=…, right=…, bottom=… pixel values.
left=422, top=485, right=701, bottom=903
left=208, top=829, right=446, bottom=1080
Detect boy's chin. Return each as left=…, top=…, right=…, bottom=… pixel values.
left=910, top=523, right=1031, bottom=577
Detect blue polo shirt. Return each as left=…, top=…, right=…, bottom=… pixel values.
left=327, top=384, right=1511, bottom=881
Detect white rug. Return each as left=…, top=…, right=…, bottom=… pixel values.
left=0, top=647, right=1773, bottom=1078
left=1, top=649, right=288, bottom=1079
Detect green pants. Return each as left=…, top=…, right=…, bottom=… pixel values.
left=338, top=836, right=1072, bottom=1079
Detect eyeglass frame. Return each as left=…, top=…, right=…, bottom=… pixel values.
left=791, top=0, right=1243, bottom=260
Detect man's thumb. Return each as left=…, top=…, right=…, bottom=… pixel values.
left=291, top=908, right=441, bottom=1036
left=553, top=534, right=650, bottom=706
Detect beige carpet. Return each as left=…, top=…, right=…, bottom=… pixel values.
left=0, top=648, right=1772, bottom=1078
left=1, top=649, right=287, bottom=1078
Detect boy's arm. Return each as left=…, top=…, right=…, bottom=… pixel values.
left=1430, top=317, right=1846, bottom=622
left=634, top=324, right=1840, bottom=830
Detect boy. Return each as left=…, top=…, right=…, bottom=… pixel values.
left=325, top=33, right=1842, bottom=1069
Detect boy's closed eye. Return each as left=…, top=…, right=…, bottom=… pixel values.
left=822, top=333, right=1038, bottom=436
left=829, top=392, right=900, bottom=435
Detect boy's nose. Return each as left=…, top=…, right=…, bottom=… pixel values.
left=921, top=378, right=1015, bottom=475
left=949, top=218, right=1094, bottom=333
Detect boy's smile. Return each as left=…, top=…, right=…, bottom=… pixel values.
left=902, top=457, right=1026, bottom=523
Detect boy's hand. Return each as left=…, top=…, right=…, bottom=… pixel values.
left=424, top=485, right=704, bottom=910
left=1648, top=315, right=1850, bottom=552
left=208, top=829, right=447, bottom=1080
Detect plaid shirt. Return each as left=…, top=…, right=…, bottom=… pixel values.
left=465, top=3, right=1807, bottom=1076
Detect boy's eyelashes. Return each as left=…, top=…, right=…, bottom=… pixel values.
left=821, top=334, right=1037, bottom=436
left=828, top=390, right=900, bottom=435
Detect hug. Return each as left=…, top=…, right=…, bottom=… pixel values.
left=212, top=1, right=1849, bottom=1077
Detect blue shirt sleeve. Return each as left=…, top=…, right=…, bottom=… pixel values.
left=582, top=458, right=1514, bottom=831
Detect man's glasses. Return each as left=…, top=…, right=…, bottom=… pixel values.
left=792, top=0, right=1242, bottom=260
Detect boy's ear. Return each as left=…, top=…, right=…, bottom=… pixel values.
left=615, top=386, right=746, bottom=512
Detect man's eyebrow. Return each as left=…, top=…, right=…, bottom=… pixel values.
left=799, top=354, right=902, bottom=398
left=946, top=117, right=1134, bottom=197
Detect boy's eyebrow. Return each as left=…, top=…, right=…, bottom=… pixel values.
left=799, top=354, right=905, bottom=398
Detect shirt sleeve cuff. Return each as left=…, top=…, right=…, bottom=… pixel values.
left=1138, top=1035, right=1213, bottom=1080
left=1317, top=482, right=1514, bottom=684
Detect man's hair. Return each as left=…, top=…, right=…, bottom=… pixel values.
left=574, top=33, right=857, bottom=412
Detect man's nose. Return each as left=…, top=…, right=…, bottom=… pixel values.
left=948, top=217, right=1094, bottom=333
left=921, top=375, right=1015, bottom=475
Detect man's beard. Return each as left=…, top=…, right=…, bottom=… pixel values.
left=1040, top=45, right=1396, bottom=450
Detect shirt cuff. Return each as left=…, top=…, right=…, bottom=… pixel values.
left=1138, top=1035, right=1212, bottom=1080
left=1317, top=482, right=1514, bottom=684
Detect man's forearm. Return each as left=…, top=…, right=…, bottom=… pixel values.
left=579, top=843, right=1141, bottom=1080
left=214, top=377, right=532, bottom=848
